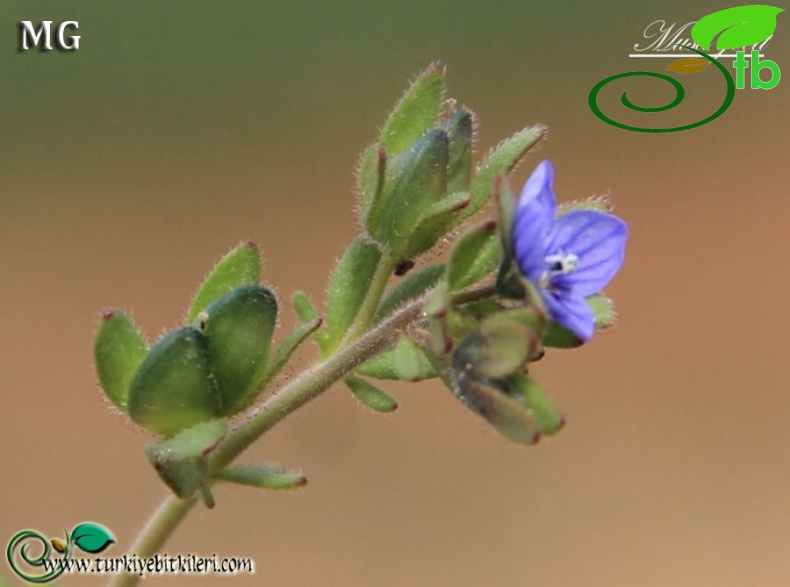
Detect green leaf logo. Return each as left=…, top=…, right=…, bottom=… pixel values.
left=70, top=522, right=115, bottom=554
left=692, top=5, right=784, bottom=51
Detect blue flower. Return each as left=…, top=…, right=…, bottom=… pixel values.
left=512, top=160, right=628, bottom=342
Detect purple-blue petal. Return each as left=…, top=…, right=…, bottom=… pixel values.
left=516, top=160, right=557, bottom=219
left=542, top=289, right=596, bottom=342
left=545, top=210, right=628, bottom=297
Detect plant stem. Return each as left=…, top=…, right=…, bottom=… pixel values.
left=108, top=282, right=496, bottom=587
left=339, top=252, right=395, bottom=348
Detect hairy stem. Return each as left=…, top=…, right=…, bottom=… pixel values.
left=108, top=282, right=496, bottom=587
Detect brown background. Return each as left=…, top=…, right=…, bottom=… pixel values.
left=2, top=1, right=789, bottom=585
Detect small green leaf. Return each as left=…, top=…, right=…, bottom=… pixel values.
left=379, top=62, right=446, bottom=155
left=447, top=220, right=497, bottom=290
left=94, top=310, right=148, bottom=412
left=467, top=125, right=546, bottom=221
left=70, top=523, right=115, bottom=555
left=291, top=290, right=319, bottom=322
left=263, top=317, right=323, bottom=386
left=346, top=376, right=398, bottom=413
left=588, top=293, right=617, bottom=328
left=356, top=144, right=380, bottom=221
left=144, top=419, right=227, bottom=498
left=128, top=327, right=220, bottom=437
left=323, top=236, right=382, bottom=354
left=376, top=263, right=445, bottom=321
left=691, top=5, right=783, bottom=51
left=542, top=321, right=583, bottom=349
left=215, top=464, right=307, bottom=490
left=514, top=374, right=564, bottom=436
left=476, top=313, right=537, bottom=378
left=557, top=196, right=611, bottom=216
left=202, top=286, right=278, bottom=416
left=187, top=242, right=261, bottom=323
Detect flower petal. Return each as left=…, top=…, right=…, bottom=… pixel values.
left=546, top=210, right=628, bottom=297
left=516, top=160, right=557, bottom=218
left=512, top=161, right=557, bottom=281
left=542, top=289, right=596, bottom=342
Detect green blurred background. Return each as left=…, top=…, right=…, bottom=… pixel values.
left=2, top=1, right=789, bottom=585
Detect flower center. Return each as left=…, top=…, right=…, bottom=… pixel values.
left=541, top=252, right=578, bottom=289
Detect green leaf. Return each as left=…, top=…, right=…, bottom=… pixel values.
left=475, top=313, right=537, bottom=378
left=442, top=109, right=475, bottom=193
left=369, top=129, right=450, bottom=249
left=588, top=293, right=617, bottom=328
left=263, top=317, right=323, bottom=386
left=187, top=242, right=261, bottom=323
left=692, top=5, right=783, bottom=51
left=355, top=144, right=381, bottom=221
left=402, top=190, right=469, bottom=259
left=202, top=286, right=278, bottom=416
left=144, top=419, right=227, bottom=498
left=128, top=327, right=220, bottom=437
left=380, top=62, right=446, bottom=155
left=447, top=220, right=497, bottom=290
left=467, top=125, right=546, bottom=221
left=542, top=321, right=583, bottom=349
left=357, top=335, right=437, bottom=381
left=70, top=523, right=115, bottom=555
left=291, top=290, right=319, bottom=322
left=323, top=236, right=382, bottom=354
left=215, top=464, right=307, bottom=490
left=376, top=263, right=445, bottom=321
left=346, top=376, right=398, bottom=413
left=94, top=310, right=148, bottom=412
left=515, top=374, right=564, bottom=436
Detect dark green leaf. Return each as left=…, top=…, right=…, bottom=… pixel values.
left=202, top=286, right=278, bottom=416
left=263, top=317, right=323, bottom=386
left=447, top=220, right=497, bottom=290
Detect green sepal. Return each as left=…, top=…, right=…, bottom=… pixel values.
left=187, top=242, right=261, bottom=323
left=588, top=293, right=617, bottom=328
left=356, top=146, right=387, bottom=229
left=466, top=125, right=546, bottom=222
left=346, top=376, right=398, bottom=413
left=379, top=62, right=445, bottom=156
left=356, top=336, right=437, bottom=381
left=513, top=373, right=564, bottom=436
left=128, top=327, right=220, bottom=437
left=292, top=290, right=318, bottom=322
left=215, top=464, right=307, bottom=490
left=447, top=220, right=497, bottom=291
left=475, top=312, right=538, bottom=378
left=442, top=108, right=475, bottom=193
left=557, top=196, right=611, bottom=216
left=424, top=282, right=453, bottom=355
left=263, top=317, right=323, bottom=386
left=368, top=129, right=450, bottom=250
left=375, top=264, right=445, bottom=321
left=323, top=236, right=382, bottom=355
left=202, top=286, right=278, bottom=416
left=94, top=310, right=148, bottom=412
left=144, top=419, right=227, bottom=499
left=402, top=190, right=469, bottom=259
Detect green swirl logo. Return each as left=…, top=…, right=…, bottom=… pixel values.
left=589, top=5, right=783, bottom=133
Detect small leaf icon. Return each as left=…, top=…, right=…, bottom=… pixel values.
left=70, top=522, right=115, bottom=554
left=666, top=57, right=711, bottom=74
left=692, top=5, right=784, bottom=51
left=50, top=538, right=67, bottom=554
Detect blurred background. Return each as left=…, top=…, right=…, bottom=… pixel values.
left=1, top=1, right=789, bottom=585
